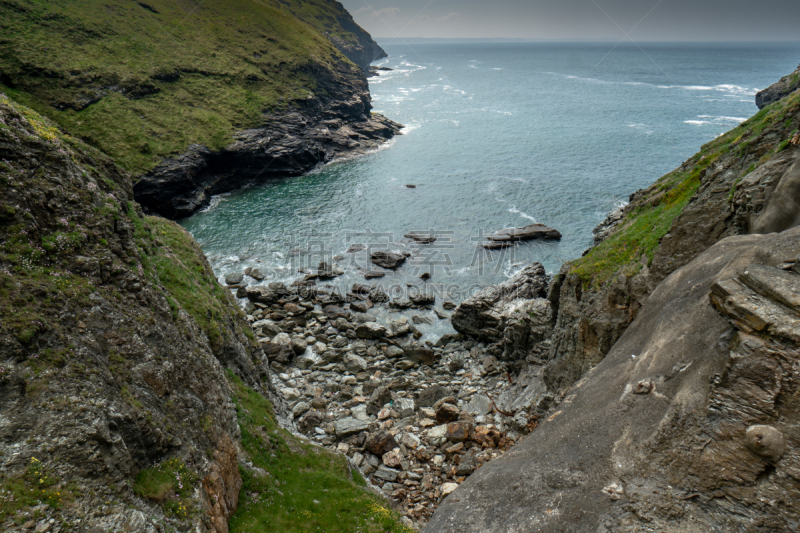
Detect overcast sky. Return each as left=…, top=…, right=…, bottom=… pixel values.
left=339, top=0, right=800, bottom=41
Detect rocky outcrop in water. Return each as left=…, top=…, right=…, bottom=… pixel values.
left=134, top=107, right=401, bottom=219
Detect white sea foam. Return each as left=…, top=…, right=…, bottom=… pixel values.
left=508, top=206, right=537, bottom=223
left=684, top=120, right=712, bottom=126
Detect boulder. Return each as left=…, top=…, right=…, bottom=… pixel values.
left=355, top=322, right=387, bottom=340
left=365, top=430, right=399, bottom=456
left=333, top=418, right=370, bottom=438
left=424, top=228, right=800, bottom=533
left=435, top=403, right=460, bottom=424
left=451, top=263, right=549, bottom=341
left=482, top=224, right=561, bottom=248
left=225, top=272, right=244, bottom=285
left=344, top=353, right=368, bottom=373
left=417, top=385, right=453, bottom=408
left=370, top=251, right=406, bottom=269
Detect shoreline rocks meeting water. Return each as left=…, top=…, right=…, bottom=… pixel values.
left=232, top=261, right=555, bottom=526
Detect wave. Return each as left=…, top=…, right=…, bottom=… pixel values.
left=659, top=84, right=757, bottom=96
left=508, top=206, right=537, bottom=223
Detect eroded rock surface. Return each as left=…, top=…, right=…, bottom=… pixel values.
left=425, top=227, right=800, bottom=533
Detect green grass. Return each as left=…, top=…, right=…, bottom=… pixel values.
left=130, top=210, right=249, bottom=353
left=228, top=373, right=414, bottom=533
left=0, top=457, right=73, bottom=522
left=0, top=0, right=368, bottom=174
left=571, top=89, right=800, bottom=287
left=133, top=458, right=199, bottom=520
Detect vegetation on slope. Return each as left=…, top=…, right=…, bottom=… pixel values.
left=0, top=0, right=368, bottom=174
left=228, top=373, right=414, bottom=533
left=0, top=91, right=406, bottom=531
left=571, top=89, right=800, bottom=287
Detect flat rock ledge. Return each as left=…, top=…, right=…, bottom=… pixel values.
left=480, top=224, right=562, bottom=249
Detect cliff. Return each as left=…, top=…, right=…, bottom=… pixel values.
left=756, top=64, right=800, bottom=109
left=0, top=94, right=410, bottom=532
left=0, top=0, right=400, bottom=219
left=426, top=65, right=800, bottom=531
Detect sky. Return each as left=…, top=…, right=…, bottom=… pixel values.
left=340, top=0, right=800, bottom=41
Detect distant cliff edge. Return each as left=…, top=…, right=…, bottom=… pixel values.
left=0, top=0, right=400, bottom=219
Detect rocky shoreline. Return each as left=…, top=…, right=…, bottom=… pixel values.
left=227, top=261, right=555, bottom=527
left=134, top=106, right=403, bottom=219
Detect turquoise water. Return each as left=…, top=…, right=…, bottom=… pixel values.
left=182, top=41, right=800, bottom=305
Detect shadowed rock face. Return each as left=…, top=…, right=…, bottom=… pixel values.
left=426, top=227, right=800, bottom=533
left=756, top=64, right=800, bottom=109
left=0, top=96, right=279, bottom=532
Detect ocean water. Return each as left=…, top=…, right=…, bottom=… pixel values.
left=181, top=41, right=800, bottom=332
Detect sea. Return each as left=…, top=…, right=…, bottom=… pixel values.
left=180, top=41, right=800, bottom=338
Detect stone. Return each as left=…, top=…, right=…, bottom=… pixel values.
left=225, top=272, right=245, bottom=285
left=455, top=457, right=477, bottom=476
left=355, top=322, right=387, bottom=340
left=395, top=397, right=415, bottom=418
left=399, top=432, right=421, bottom=449
left=411, top=292, right=435, bottom=307
left=405, top=232, right=437, bottom=244
left=382, top=447, right=404, bottom=468
left=292, top=402, right=311, bottom=418
left=412, top=314, right=434, bottom=325
left=446, top=422, right=474, bottom=443
left=272, top=332, right=292, bottom=346
left=443, top=301, right=457, bottom=310
left=389, top=318, right=412, bottom=337
left=294, top=356, right=314, bottom=370
left=386, top=345, right=405, bottom=358
left=440, top=482, right=459, bottom=497
left=334, top=418, right=370, bottom=437
left=391, top=298, right=413, bottom=309
left=482, top=224, right=562, bottom=247
left=427, top=424, right=449, bottom=440
left=417, top=385, right=452, bottom=407
left=435, top=403, right=460, bottom=424
left=350, top=301, right=368, bottom=313
left=370, top=251, right=407, bottom=269
left=290, top=338, right=308, bottom=355
left=249, top=267, right=266, bottom=280
left=344, top=353, right=368, bottom=373
left=464, top=394, right=493, bottom=416
left=451, top=263, right=549, bottom=341
left=405, top=346, right=437, bottom=366
left=745, top=425, right=785, bottom=461
left=366, top=430, right=399, bottom=456
left=374, top=465, right=400, bottom=482
left=364, top=270, right=386, bottom=279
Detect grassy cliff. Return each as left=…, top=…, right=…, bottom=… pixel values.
left=0, top=91, right=408, bottom=531
left=0, top=0, right=375, bottom=174
left=571, top=89, right=800, bottom=287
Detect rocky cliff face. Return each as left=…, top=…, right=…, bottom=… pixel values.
left=426, top=226, right=800, bottom=533
left=0, top=93, right=277, bottom=532
left=756, top=64, right=800, bottom=109
left=0, top=0, right=399, bottom=220
left=541, top=78, right=800, bottom=403
left=422, top=64, right=800, bottom=531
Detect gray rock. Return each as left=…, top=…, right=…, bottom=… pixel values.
left=373, top=465, right=399, bottom=482
left=370, top=251, right=406, bottom=269
left=344, top=353, right=368, bottom=373
left=424, top=227, right=800, bottom=533
left=292, top=402, right=311, bottom=418
left=451, top=263, right=549, bottom=341
left=225, top=272, right=245, bottom=285
left=463, top=394, right=492, bottom=416
left=334, top=418, right=370, bottom=437
left=355, top=322, right=387, bottom=340
left=394, top=397, right=415, bottom=418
